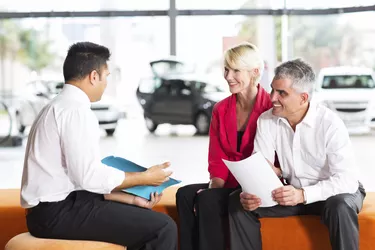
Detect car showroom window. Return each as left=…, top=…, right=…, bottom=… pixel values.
left=322, top=75, right=375, bottom=89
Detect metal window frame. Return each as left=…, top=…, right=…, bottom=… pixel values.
left=0, top=5, right=373, bottom=18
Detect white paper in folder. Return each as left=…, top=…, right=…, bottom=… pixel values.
left=222, top=152, right=283, bottom=207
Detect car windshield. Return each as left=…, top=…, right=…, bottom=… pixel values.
left=322, top=75, right=375, bottom=89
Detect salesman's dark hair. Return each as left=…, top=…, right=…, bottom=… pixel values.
left=63, top=42, right=111, bottom=82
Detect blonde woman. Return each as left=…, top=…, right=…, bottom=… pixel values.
left=176, top=42, right=280, bottom=250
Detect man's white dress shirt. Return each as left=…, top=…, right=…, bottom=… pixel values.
left=254, top=102, right=360, bottom=204
left=21, top=84, right=124, bottom=208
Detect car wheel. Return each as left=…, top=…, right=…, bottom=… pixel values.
left=105, top=129, right=116, bottom=136
left=195, top=112, right=210, bottom=135
left=145, top=117, right=158, bottom=133
left=15, top=112, right=26, bottom=134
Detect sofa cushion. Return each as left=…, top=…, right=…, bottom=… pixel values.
left=5, top=233, right=125, bottom=250
left=0, top=189, right=27, bottom=249
left=253, top=192, right=375, bottom=250
left=1, top=188, right=374, bottom=250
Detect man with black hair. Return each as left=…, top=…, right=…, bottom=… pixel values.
left=21, top=42, right=177, bottom=250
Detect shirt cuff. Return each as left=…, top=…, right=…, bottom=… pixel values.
left=301, top=185, right=323, bottom=204
left=104, top=165, right=125, bottom=194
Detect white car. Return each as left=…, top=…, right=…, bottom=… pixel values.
left=314, top=66, right=375, bottom=134
left=15, top=81, right=121, bottom=136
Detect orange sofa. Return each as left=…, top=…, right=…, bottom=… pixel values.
left=1, top=188, right=375, bottom=250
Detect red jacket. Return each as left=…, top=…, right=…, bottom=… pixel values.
left=208, top=85, right=273, bottom=188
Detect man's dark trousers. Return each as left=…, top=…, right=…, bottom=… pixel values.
left=26, top=190, right=177, bottom=250
left=229, top=183, right=366, bottom=250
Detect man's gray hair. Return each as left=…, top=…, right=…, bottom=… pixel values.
left=274, top=58, right=315, bottom=101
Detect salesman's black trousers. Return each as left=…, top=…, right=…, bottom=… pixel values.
left=26, top=190, right=177, bottom=250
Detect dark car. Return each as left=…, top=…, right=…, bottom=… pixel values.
left=136, top=58, right=228, bottom=134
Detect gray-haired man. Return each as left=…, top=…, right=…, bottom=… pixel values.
left=228, top=59, right=366, bottom=250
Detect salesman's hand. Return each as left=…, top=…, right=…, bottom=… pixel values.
left=133, top=192, right=163, bottom=209
left=144, top=162, right=173, bottom=186
left=240, top=192, right=261, bottom=211
left=272, top=185, right=304, bottom=206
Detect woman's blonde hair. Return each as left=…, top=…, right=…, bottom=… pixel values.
left=224, top=42, right=264, bottom=83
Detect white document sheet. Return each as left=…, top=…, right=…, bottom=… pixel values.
left=223, top=152, right=283, bottom=207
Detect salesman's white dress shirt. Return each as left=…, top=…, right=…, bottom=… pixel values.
left=254, top=102, right=360, bottom=204
left=21, top=84, right=124, bottom=208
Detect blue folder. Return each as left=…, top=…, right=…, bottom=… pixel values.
left=102, top=156, right=181, bottom=200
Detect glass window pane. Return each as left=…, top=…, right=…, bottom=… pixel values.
left=177, top=16, right=277, bottom=92
left=177, top=0, right=275, bottom=10
left=99, top=0, right=169, bottom=11
left=288, top=12, right=375, bottom=72
left=0, top=16, right=169, bottom=111
left=177, top=0, right=374, bottom=10
left=286, top=0, right=375, bottom=9
left=0, top=0, right=169, bottom=12
left=0, top=101, right=12, bottom=138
